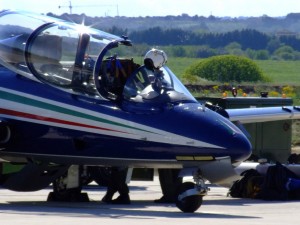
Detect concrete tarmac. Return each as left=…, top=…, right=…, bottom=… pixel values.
left=0, top=178, right=299, bottom=225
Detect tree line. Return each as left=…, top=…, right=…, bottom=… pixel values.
left=46, top=13, right=300, bottom=60
left=129, top=28, right=270, bottom=49
left=108, top=26, right=300, bottom=60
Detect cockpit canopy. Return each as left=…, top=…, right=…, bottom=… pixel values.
left=0, top=10, right=196, bottom=107
left=0, top=10, right=124, bottom=95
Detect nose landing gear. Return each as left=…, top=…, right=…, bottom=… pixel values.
left=176, top=169, right=208, bottom=213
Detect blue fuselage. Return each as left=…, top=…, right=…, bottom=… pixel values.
left=0, top=68, right=252, bottom=167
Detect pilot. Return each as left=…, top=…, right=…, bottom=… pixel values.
left=143, top=49, right=182, bottom=203
left=144, top=48, right=167, bottom=69
left=143, top=48, right=168, bottom=87
left=131, top=48, right=168, bottom=96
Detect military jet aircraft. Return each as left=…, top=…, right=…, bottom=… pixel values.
left=0, top=10, right=300, bottom=213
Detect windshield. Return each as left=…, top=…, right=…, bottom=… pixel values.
left=123, top=65, right=196, bottom=103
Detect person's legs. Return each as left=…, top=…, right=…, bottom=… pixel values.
left=101, top=167, right=118, bottom=203
left=155, top=169, right=182, bottom=203
left=111, top=167, right=130, bottom=204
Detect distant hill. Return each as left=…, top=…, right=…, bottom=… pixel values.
left=47, top=12, right=300, bottom=34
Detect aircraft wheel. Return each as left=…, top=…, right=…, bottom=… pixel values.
left=175, top=182, right=203, bottom=213
left=50, top=173, right=83, bottom=201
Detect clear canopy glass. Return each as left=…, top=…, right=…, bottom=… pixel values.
left=0, top=10, right=196, bottom=105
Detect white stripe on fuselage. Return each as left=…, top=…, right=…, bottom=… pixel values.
left=0, top=87, right=223, bottom=149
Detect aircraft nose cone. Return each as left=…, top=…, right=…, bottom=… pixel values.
left=172, top=103, right=252, bottom=162
left=217, top=116, right=252, bottom=162
left=231, top=130, right=252, bottom=162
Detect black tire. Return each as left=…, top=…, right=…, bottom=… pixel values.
left=175, top=182, right=203, bottom=213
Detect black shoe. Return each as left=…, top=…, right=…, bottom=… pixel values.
left=154, top=196, right=174, bottom=203
left=111, top=194, right=131, bottom=204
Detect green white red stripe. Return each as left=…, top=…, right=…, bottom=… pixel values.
left=0, top=87, right=222, bottom=148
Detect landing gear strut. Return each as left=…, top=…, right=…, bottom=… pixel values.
left=48, top=165, right=89, bottom=202
left=176, top=169, right=208, bottom=213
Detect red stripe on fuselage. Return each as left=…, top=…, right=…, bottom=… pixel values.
left=0, top=108, right=129, bottom=134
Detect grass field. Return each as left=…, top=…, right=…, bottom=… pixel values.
left=255, top=60, right=300, bottom=85
left=167, top=57, right=198, bottom=78
left=167, top=58, right=300, bottom=85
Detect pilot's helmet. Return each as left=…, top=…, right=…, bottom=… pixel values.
left=144, top=49, right=167, bottom=69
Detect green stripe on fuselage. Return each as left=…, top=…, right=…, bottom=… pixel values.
left=0, top=90, right=154, bottom=134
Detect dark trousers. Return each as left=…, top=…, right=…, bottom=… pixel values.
left=105, top=167, right=129, bottom=198
left=158, top=169, right=182, bottom=201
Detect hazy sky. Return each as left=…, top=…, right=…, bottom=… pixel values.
left=1, top=0, right=300, bottom=18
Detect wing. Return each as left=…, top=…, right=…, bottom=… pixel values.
left=226, top=106, right=300, bottom=124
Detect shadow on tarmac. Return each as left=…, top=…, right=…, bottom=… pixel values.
left=0, top=199, right=260, bottom=220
